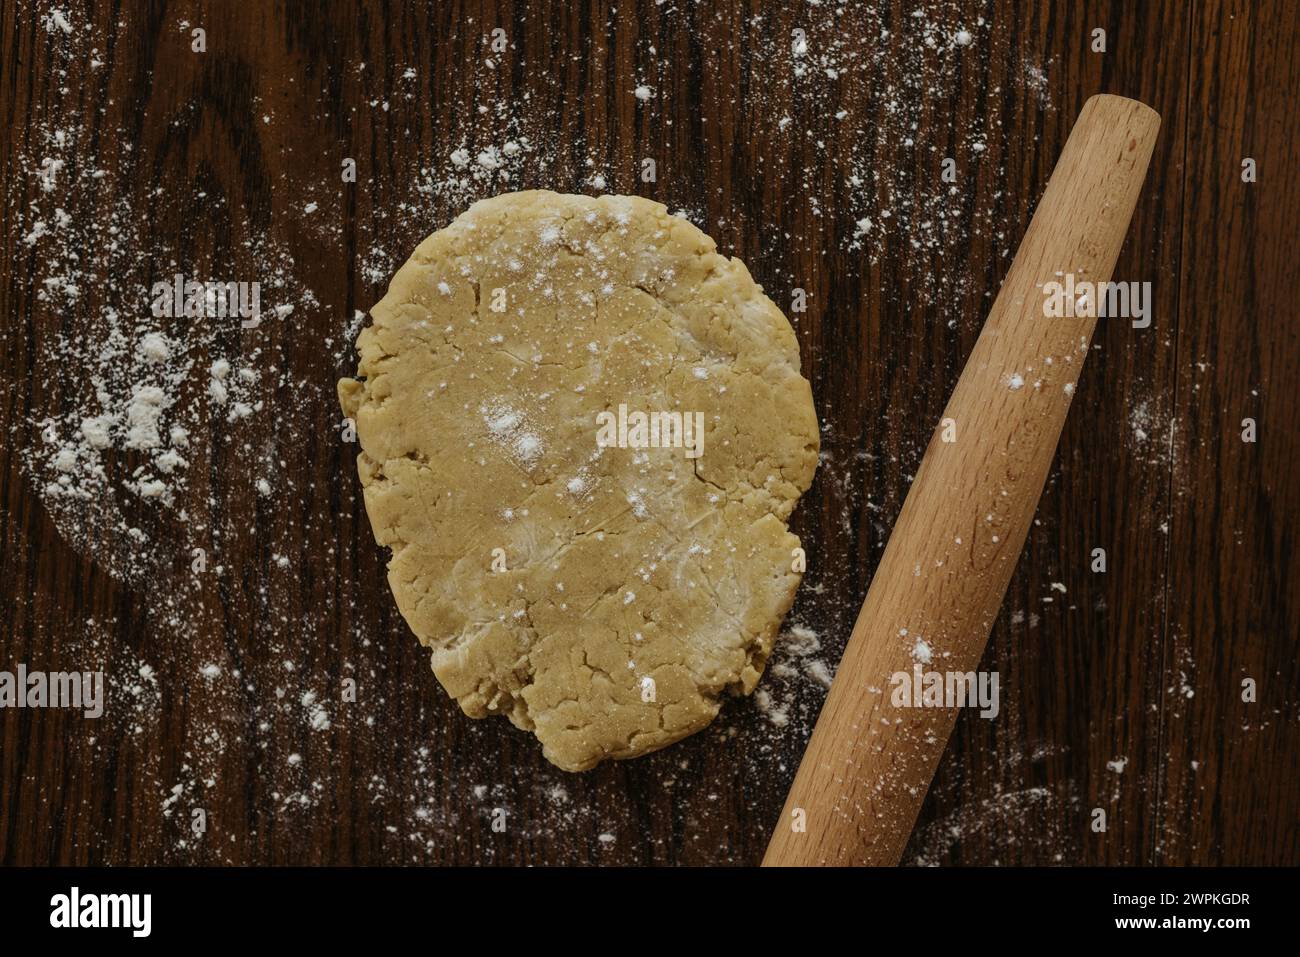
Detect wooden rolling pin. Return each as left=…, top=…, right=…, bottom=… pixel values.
left=763, top=94, right=1160, bottom=867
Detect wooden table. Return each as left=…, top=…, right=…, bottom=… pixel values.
left=1, top=1, right=1296, bottom=866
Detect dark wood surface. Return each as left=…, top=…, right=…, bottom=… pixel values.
left=1, top=0, right=1296, bottom=866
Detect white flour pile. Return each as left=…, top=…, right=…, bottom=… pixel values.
left=14, top=96, right=315, bottom=584
left=754, top=623, right=835, bottom=728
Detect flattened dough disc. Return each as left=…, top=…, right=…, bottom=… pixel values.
left=339, top=190, right=818, bottom=771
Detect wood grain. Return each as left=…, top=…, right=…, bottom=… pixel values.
left=1156, top=0, right=1300, bottom=865
left=0, top=0, right=1296, bottom=866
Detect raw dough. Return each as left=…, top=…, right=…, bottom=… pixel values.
left=339, top=191, right=818, bottom=771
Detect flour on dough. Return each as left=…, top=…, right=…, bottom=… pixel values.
left=339, top=190, right=818, bottom=771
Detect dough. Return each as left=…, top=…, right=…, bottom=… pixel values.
left=339, top=190, right=818, bottom=771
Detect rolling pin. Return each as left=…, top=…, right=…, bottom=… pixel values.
left=763, top=94, right=1160, bottom=866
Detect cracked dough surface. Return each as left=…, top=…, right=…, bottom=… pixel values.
left=339, top=190, right=818, bottom=771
